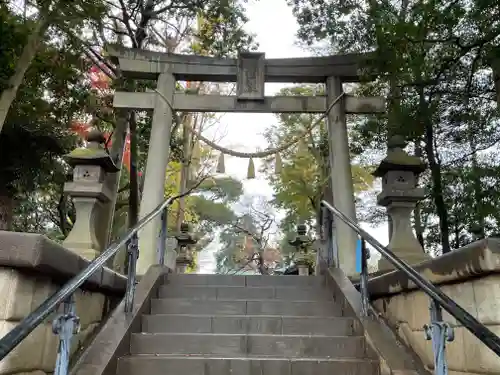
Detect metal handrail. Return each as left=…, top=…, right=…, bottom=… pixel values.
left=0, top=195, right=178, bottom=360
left=320, top=199, right=500, bottom=356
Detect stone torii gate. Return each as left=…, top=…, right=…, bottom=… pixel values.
left=108, top=46, right=385, bottom=276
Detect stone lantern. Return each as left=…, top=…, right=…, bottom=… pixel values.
left=289, top=223, right=312, bottom=275
left=373, top=135, right=429, bottom=271
left=175, top=222, right=197, bottom=273
left=63, top=130, right=119, bottom=260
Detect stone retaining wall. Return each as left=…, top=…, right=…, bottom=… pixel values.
left=0, top=231, right=126, bottom=375
left=369, top=238, right=500, bottom=375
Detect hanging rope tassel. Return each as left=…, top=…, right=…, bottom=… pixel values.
left=247, top=158, right=255, bottom=179
left=216, top=152, right=225, bottom=173
left=274, top=153, right=282, bottom=175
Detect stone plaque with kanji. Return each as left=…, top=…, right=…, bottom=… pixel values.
left=237, top=52, right=265, bottom=101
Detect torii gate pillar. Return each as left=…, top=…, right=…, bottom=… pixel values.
left=326, top=76, right=358, bottom=275
left=137, top=73, right=175, bottom=275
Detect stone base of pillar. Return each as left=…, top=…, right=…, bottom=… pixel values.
left=62, top=243, right=100, bottom=261
left=176, top=255, right=192, bottom=274
left=296, top=258, right=310, bottom=276
left=297, top=265, right=309, bottom=276
left=377, top=251, right=429, bottom=272
left=79, top=248, right=100, bottom=261
left=165, top=250, right=178, bottom=270
left=176, top=264, right=187, bottom=274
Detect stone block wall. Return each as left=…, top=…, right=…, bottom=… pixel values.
left=369, top=238, right=500, bottom=375
left=0, top=232, right=126, bottom=375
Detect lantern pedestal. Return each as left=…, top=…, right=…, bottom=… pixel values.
left=296, top=258, right=310, bottom=276
left=175, top=223, right=197, bottom=274
left=176, top=255, right=192, bottom=274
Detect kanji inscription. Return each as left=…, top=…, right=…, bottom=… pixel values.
left=237, top=52, right=265, bottom=101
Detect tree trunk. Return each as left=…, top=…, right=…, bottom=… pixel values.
left=0, top=193, right=14, bottom=231
left=413, top=141, right=425, bottom=250
left=454, top=223, right=461, bottom=249
left=100, top=111, right=127, bottom=245
left=385, top=0, right=408, bottom=140
left=385, top=0, right=409, bottom=241
left=470, top=131, right=485, bottom=239
left=0, top=13, right=50, bottom=134
left=425, top=134, right=450, bottom=254
left=420, top=91, right=451, bottom=254
left=128, top=113, right=139, bottom=228
left=176, top=118, right=192, bottom=231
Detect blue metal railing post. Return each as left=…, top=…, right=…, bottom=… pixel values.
left=330, top=217, right=339, bottom=268
left=359, top=239, right=370, bottom=316
left=158, top=208, right=168, bottom=266
left=321, top=205, right=337, bottom=268
left=124, top=233, right=139, bottom=313
left=319, top=205, right=331, bottom=267
left=52, top=294, right=79, bottom=375
left=424, top=299, right=454, bottom=375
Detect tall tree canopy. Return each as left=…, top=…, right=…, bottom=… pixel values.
left=0, top=4, right=88, bottom=231
left=287, top=0, right=500, bottom=255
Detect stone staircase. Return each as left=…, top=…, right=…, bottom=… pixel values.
left=115, top=274, right=379, bottom=375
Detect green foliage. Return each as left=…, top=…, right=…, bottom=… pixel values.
left=193, top=0, right=258, bottom=57
left=287, top=0, right=375, bottom=52
left=422, top=162, right=500, bottom=253
left=183, top=176, right=246, bottom=272
left=0, top=4, right=88, bottom=233
left=198, top=176, right=244, bottom=202
left=189, top=176, right=243, bottom=241
left=0, top=6, right=29, bottom=93
left=261, top=85, right=374, bottom=237
left=191, top=197, right=236, bottom=227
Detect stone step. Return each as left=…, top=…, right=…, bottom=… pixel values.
left=163, top=274, right=325, bottom=288
left=150, top=299, right=344, bottom=316
left=142, top=314, right=361, bottom=335
left=130, top=333, right=374, bottom=358
left=158, top=285, right=334, bottom=301
left=117, top=356, right=380, bottom=375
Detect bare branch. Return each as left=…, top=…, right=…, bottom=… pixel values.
left=117, top=0, right=138, bottom=47
left=149, top=0, right=204, bottom=17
